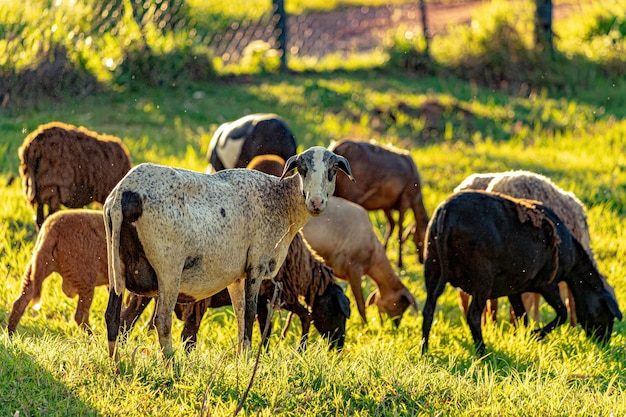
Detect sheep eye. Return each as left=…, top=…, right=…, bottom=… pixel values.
left=298, top=166, right=307, bottom=177
left=328, top=169, right=336, bottom=182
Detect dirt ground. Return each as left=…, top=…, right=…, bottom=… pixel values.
left=284, top=1, right=588, bottom=58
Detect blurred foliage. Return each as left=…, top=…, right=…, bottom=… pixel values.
left=384, top=0, right=626, bottom=93
left=1, top=0, right=625, bottom=107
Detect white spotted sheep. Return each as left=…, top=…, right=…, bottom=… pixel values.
left=18, top=121, right=132, bottom=229
left=422, top=191, right=622, bottom=355
left=329, top=138, right=429, bottom=268
left=103, top=146, right=354, bottom=359
left=123, top=232, right=351, bottom=351
left=454, top=170, right=616, bottom=326
left=206, top=113, right=297, bottom=172
left=246, top=154, right=417, bottom=327
left=7, top=209, right=108, bottom=335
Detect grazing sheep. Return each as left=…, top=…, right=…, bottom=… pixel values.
left=7, top=209, right=109, bottom=335
left=104, top=146, right=354, bottom=359
left=422, top=191, right=622, bottom=355
left=302, top=196, right=418, bottom=326
left=207, top=113, right=297, bottom=172
left=329, top=139, right=429, bottom=268
left=18, top=122, right=132, bottom=229
left=455, top=170, right=616, bottom=326
left=121, top=231, right=351, bottom=351
left=223, top=152, right=412, bottom=328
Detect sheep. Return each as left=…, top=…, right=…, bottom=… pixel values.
left=126, top=232, right=351, bottom=352
left=18, top=121, right=132, bottom=229
left=7, top=209, right=109, bottom=335
left=302, top=195, right=418, bottom=327
left=103, top=146, right=354, bottom=359
left=206, top=113, right=297, bottom=172
left=244, top=154, right=416, bottom=327
left=421, top=191, right=622, bottom=355
left=328, top=139, right=429, bottom=268
left=454, top=170, right=616, bottom=326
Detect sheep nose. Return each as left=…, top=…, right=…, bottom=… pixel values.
left=308, top=197, right=326, bottom=215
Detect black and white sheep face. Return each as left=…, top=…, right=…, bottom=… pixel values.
left=283, top=146, right=354, bottom=216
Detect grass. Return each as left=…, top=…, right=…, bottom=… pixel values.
left=1, top=0, right=625, bottom=415
left=1, top=69, right=625, bottom=416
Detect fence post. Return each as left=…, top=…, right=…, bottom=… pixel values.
left=419, top=0, right=430, bottom=59
left=272, top=0, right=288, bottom=71
left=535, top=0, right=553, bottom=54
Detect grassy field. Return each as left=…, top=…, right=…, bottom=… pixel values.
left=1, top=0, right=625, bottom=416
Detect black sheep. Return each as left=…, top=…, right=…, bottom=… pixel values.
left=207, top=113, right=297, bottom=172
left=422, top=191, right=621, bottom=355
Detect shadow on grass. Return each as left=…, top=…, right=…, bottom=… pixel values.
left=0, top=340, right=101, bottom=416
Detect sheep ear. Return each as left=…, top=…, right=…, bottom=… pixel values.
left=334, top=155, right=355, bottom=182
left=366, top=290, right=380, bottom=306
left=280, top=154, right=298, bottom=179
left=603, top=289, right=623, bottom=320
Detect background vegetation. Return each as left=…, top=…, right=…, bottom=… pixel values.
left=0, top=0, right=625, bottom=415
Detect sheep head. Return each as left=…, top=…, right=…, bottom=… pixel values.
left=281, top=146, right=354, bottom=216
left=366, top=287, right=418, bottom=328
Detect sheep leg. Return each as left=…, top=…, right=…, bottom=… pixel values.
left=256, top=295, right=271, bottom=348
left=508, top=293, right=529, bottom=327
left=421, top=275, right=447, bottom=354
left=280, top=312, right=294, bottom=339
left=75, top=289, right=95, bottom=334
left=382, top=209, right=395, bottom=250
left=228, top=276, right=262, bottom=353
left=6, top=270, right=36, bottom=335
left=466, top=295, right=488, bottom=356
left=180, top=301, right=209, bottom=352
left=35, top=204, right=45, bottom=230
left=396, top=208, right=405, bottom=268
left=534, top=284, right=568, bottom=339
left=104, top=287, right=124, bottom=359
left=283, top=302, right=312, bottom=350
left=120, top=294, right=153, bottom=333
left=347, top=274, right=367, bottom=324
left=153, top=287, right=179, bottom=359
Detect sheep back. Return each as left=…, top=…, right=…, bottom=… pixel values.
left=207, top=113, right=297, bottom=171
left=485, top=171, right=591, bottom=253
left=18, top=122, right=132, bottom=226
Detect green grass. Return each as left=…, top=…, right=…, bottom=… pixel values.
left=1, top=0, right=626, bottom=415
left=1, top=68, right=625, bottom=416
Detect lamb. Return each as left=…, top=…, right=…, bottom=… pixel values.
left=302, top=195, right=418, bottom=326
left=103, top=146, right=354, bottom=359
left=454, top=170, right=616, bottom=326
left=7, top=209, right=109, bottom=335
left=206, top=113, right=297, bottom=172
left=123, top=232, right=351, bottom=351
left=329, top=139, right=429, bottom=268
left=421, top=191, right=622, bottom=355
left=18, top=121, right=132, bottom=229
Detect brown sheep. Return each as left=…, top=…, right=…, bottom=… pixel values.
left=18, top=121, right=132, bottom=229
left=329, top=139, right=429, bottom=268
left=7, top=209, right=109, bottom=335
left=303, top=196, right=418, bottom=327
left=454, top=170, right=616, bottom=326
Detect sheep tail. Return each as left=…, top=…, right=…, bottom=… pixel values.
left=104, top=193, right=125, bottom=295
